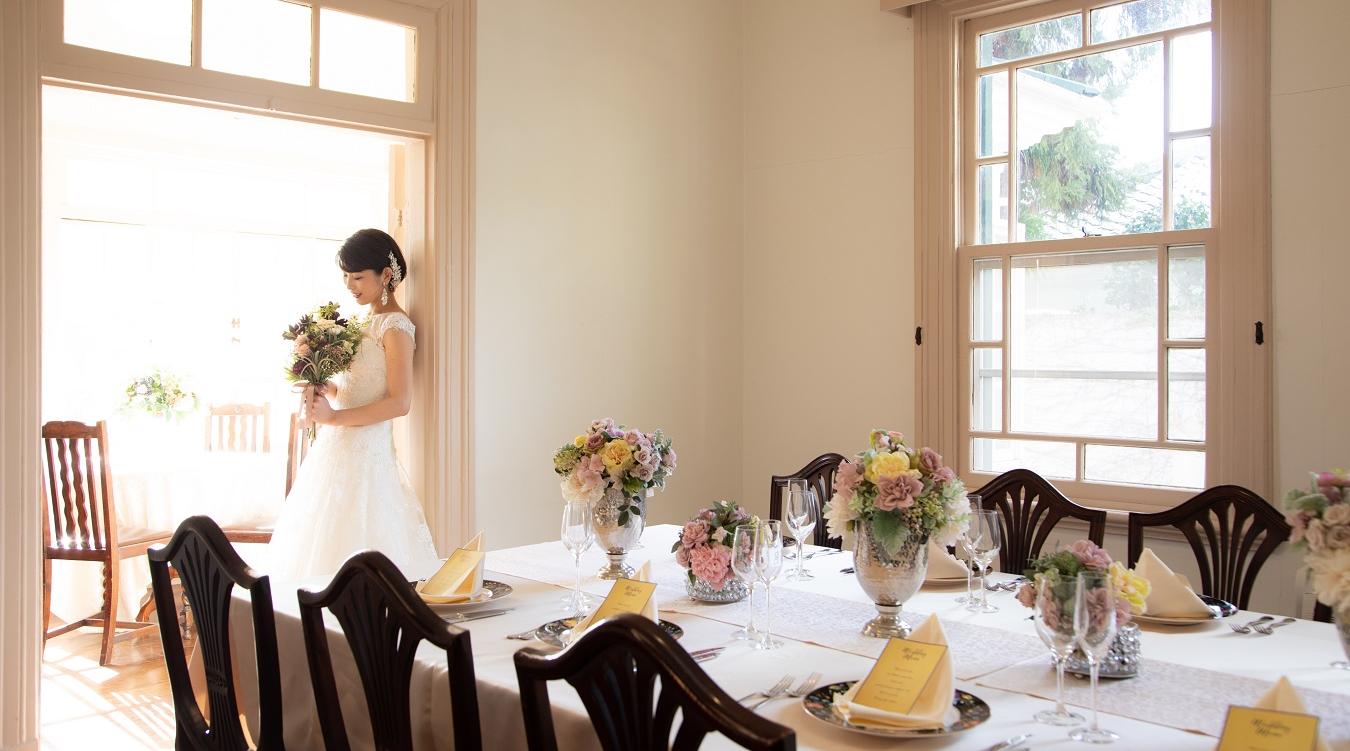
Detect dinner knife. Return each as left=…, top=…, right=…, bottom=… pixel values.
left=443, top=608, right=512, bottom=623
left=981, top=733, right=1031, bottom=751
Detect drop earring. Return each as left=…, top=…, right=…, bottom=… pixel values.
left=381, top=284, right=390, bottom=307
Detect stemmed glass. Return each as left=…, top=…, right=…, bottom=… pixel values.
left=730, top=525, right=760, bottom=640
left=1070, top=570, right=1119, bottom=744
left=753, top=520, right=785, bottom=650
left=1033, top=577, right=1086, bottom=726
left=965, top=510, right=1002, bottom=613
left=784, top=482, right=816, bottom=581
left=955, top=495, right=982, bottom=604
left=560, top=501, right=595, bottom=616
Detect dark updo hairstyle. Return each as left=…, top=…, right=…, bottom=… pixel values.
left=336, top=228, right=408, bottom=290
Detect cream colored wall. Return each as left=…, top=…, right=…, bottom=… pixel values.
left=739, top=0, right=916, bottom=516
left=474, top=0, right=744, bottom=548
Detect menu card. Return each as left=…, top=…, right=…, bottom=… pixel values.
left=852, top=637, right=948, bottom=715
left=1217, top=706, right=1319, bottom=751
left=575, top=578, right=658, bottom=633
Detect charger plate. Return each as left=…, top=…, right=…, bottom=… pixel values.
left=801, top=681, right=990, bottom=738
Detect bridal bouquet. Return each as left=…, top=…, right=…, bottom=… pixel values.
left=672, top=501, right=755, bottom=591
left=1014, top=540, right=1150, bottom=627
left=282, top=302, right=365, bottom=388
left=1285, top=470, right=1350, bottom=615
left=123, top=369, right=198, bottom=420
left=822, top=429, right=969, bottom=554
left=553, top=418, right=676, bottom=525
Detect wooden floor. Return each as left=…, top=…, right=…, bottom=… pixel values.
left=41, top=628, right=178, bottom=750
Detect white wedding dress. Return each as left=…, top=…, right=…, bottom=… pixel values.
left=268, top=311, right=440, bottom=582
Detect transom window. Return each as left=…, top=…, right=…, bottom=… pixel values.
left=960, top=0, right=1213, bottom=494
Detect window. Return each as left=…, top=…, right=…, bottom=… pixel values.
left=915, top=0, right=1271, bottom=509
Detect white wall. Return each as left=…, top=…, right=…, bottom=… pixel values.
left=739, top=0, right=916, bottom=515
left=474, top=0, right=744, bottom=548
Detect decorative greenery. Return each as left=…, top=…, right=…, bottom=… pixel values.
left=123, top=369, right=199, bottom=420
left=282, top=302, right=365, bottom=386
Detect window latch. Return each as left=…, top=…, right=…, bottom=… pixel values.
left=1255, top=321, right=1264, bottom=345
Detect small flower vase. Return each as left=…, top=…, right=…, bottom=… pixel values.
left=592, top=485, right=645, bottom=580
left=853, top=522, right=928, bottom=638
left=1064, top=622, right=1142, bottom=678
left=686, top=575, right=749, bottom=603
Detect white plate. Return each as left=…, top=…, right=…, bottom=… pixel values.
left=1131, top=611, right=1215, bottom=627
left=416, top=579, right=513, bottom=607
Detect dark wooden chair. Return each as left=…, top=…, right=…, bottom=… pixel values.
left=1126, top=485, right=1292, bottom=610
left=769, top=453, right=846, bottom=548
left=515, top=613, right=796, bottom=751
left=206, top=403, right=270, bottom=453
left=298, top=551, right=483, bottom=751
left=41, top=419, right=173, bottom=665
left=148, top=515, right=284, bottom=750
left=1313, top=601, right=1332, bottom=623
left=974, top=468, right=1107, bottom=574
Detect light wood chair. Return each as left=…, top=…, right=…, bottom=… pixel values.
left=41, top=420, right=173, bottom=665
left=206, top=403, right=270, bottom=453
left=285, top=411, right=310, bottom=497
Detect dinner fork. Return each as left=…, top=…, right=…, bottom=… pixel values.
left=737, top=675, right=793, bottom=706
left=786, top=672, right=822, bottom=699
left=1228, top=615, right=1274, bottom=634
left=1252, top=617, right=1296, bottom=635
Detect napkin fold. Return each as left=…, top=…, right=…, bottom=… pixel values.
left=416, top=531, right=486, bottom=603
left=1250, top=676, right=1331, bottom=751
left=834, top=614, right=957, bottom=731
left=1136, top=547, right=1212, bottom=618
left=924, top=540, right=970, bottom=581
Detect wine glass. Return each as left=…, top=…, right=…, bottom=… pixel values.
left=560, top=501, right=595, bottom=616
left=1070, top=570, right=1119, bottom=744
left=753, top=520, right=785, bottom=650
left=1033, top=577, right=1086, bottom=726
left=965, top=510, right=1001, bottom=613
left=730, top=524, right=760, bottom=640
left=955, top=495, right=982, bottom=604
left=784, top=482, right=816, bottom=581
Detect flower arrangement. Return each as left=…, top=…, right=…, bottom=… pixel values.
left=1285, top=471, right=1350, bottom=615
left=1014, top=540, right=1151, bottom=628
left=123, top=369, right=199, bottom=420
left=822, top=429, right=969, bottom=555
left=671, top=501, right=756, bottom=591
left=553, top=418, right=676, bottom=526
left=282, top=302, right=365, bottom=388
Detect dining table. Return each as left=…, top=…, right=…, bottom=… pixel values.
left=232, top=524, right=1350, bottom=750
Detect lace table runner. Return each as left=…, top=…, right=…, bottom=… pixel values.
left=976, top=655, right=1350, bottom=740
left=486, top=545, right=1046, bottom=680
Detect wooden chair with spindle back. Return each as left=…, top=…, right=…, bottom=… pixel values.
left=769, top=453, right=847, bottom=549
left=41, top=419, right=174, bottom=665
left=974, top=469, right=1107, bottom=574
left=206, top=403, right=270, bottom=453
left=515, top=613, right=797, bottom=751
left=148, top=515, right=284, bottom=750
left=298, top=551, right=483, bottom=751
left=1126, top=485, right=1292, bottom=610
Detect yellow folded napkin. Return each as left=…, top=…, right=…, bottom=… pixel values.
left=416, top=531, right=486, bottom=603
left=1136, top=548, right=1212, bottom=618
left=834, top=614, right=956, bottom=731
left=924, top=540, right=970, bottom=581
left=1248, top=677, right=1331, bottom=751
left=569, top=561, right=659, bottom=642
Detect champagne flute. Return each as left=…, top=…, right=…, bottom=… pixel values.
left=560, top=501, right=595, bottom=616
left=753, top=520, right=785, bottom=650
left=1070, top=570, right=1119, bottom=744
left=730, top=524, right=760, bottom=640
left=966, top=510, right=1001, bottom=613
left=1033, top=577, right=1086, bottom=726
left=955, top=495, right=982, bottom=604
left=784, top=482, right=816, bottom=581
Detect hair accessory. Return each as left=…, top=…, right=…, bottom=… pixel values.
left=388, top=251, right=403, bottom=288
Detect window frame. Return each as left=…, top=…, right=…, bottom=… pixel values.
left=914, top=0, right=1271, bottom=512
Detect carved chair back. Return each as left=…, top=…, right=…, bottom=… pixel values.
left=769, top=453, right=847, bottom=548
left=974, top=469, right=1107, bottom=573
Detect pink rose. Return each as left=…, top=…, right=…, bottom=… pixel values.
left=1015, top=582, right=1036, bottom=609
left=875, top=473, right=922, bottom=511
left=1037, top=588, right=1062, bottom=630
left=690, top=544, right=732, bottom=590
left=662, top=449, right=677, bottom=468
left=682, top=520, right=710, bottom=547
left=624, top=430, right=641, bottom=446
left=834, top=461, right=864, bottom=497
left=676, top=546, right=691, bottom=567
left=932, top=467, right=956, bottom=484
left=1288, top=510, right=1311, bottom=544
left=1068, top=539, right=1113, bottom=570
left=585, top=431, right=607, bottom=451
left=919, top=447, right=943, bottom=473
left=1082, top=586, right=1116, bottom=632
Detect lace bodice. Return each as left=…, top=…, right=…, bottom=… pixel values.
left=334, top=312, right=415, bottom=410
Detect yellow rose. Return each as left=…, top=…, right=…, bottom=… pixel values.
left=599, top=438, right=635, bottom=474
left=573, top=434, right=586, bottom=448
left=865, top=451, right=911, bottom=483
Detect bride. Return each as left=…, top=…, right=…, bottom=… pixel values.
left=268, top=228, right=441, bottom=581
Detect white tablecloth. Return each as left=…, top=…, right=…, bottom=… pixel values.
left=234, top=525, right=1350, bottom=750
left=50, top=419, right=284, bottom=622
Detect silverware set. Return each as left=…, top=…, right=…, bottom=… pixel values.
left=736, top=672, right=822, bottom=710
left=442, top=608, right=513, bottom=624
left=985, top=577, right=1028, bottom=592
left=690, top=647, right=724, bottom=663
left=1229, top=615, right=1296, bottom=635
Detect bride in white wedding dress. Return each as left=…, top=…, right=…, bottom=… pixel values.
left=268, top=228, right=440, bottom=581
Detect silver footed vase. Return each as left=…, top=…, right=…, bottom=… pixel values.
left=853, top=521, right=928, bottom=638
left=592, top=485, right=645, bottom=580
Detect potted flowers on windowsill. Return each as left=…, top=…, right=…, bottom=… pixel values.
left=553, top=417, right=676, bottom=579
left=673, top=500, right=756, bottom=603
left=1284, top=470, right=1350, bottom=663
